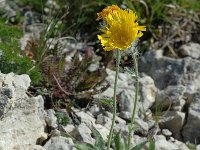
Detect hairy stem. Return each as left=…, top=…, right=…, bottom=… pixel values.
left=127, top=53, right=139, bottom=150
left=107, top=49, right=121, bottom=150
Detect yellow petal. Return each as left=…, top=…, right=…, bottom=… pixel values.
left=97, top=6, right=146, bottom=51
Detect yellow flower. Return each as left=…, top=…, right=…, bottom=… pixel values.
left=97, top=5, right=120, bottom=20
left=97, top=6, right=146, bottom=51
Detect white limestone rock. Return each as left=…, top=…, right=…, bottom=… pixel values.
left=44, top=136, right=76, bottom=150
left=0, top=73, right=47, bottom=150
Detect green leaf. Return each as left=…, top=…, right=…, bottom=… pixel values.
left=92, top=126, right=105, bottom=150
left=0, top=19, right=42, bottom=84
left=149, top=137, right=155, bottom=150
left=131, top=140, right=148, bottom=150
left=100, top=98, right=113, bottom=107
left=74, top=143, right=97, bottom=150
left=114, top=132, right=125, bottom=150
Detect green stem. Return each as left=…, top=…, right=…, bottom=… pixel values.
left=107, top=49, right=121, bottom=150
left=127, top=53, right=139, bottom=150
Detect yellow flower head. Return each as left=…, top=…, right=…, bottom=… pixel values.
left=97, top=5, right=120, bottom=20
left=97, top=6, right=146, bottom=51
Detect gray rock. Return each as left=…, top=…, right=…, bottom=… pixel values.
left=174, top=99, right=186, bottom=112
left=139, top=49, right=200, bottom=144
left=93, top=124, right=109, bottom=141
left=0, top=95, right=47, bottom=149
left=139, top=49, right=200, bottom=94
left=45, top=109, right=58, bottom=129
left=50, top=129, right=61, bottom=137
left=0, top=73, right=47, bottom=150
left=27, top=145, right=46, bottom=150
left=89, top=104, right=100, bottom=117
left=139, top=74, right=157, bottom=111
left=118, top=89, right=135, bottom=113
left=59, top=124, right=75, bottom=135
left=20, top=33, right=33, bottom=51
left=162, top=129, right=172, bottom=137
left=178, top=43, right=200, bottom=59
left=118, top=74, right=156, bottom=114
left=146, top=119, right=156, bottom=129
left=0, top=0, right=6, bottom=9
left=96, top=112, right=129, bottom=137
left=104, top=111, right=126, bottom=124
left=131, top=135, right=147, bottom=149
left=169, top=136, right=175, bottom=142
left=100, top=69, right=156, bottom=116
left=159, top=111, right=185, bottom=140
left=119, top=111, right=132, bottom=120
left=171, top=140, right=189, bottom=150
left=96, top=114, right=112, bottom=129
left=74, top=109, right=96, bottom=128
left=71, top=123, right=95, bottom=144
left=134, top=117, right=149, bottom=134
left=119, top=113, right=149, bottom=135
left=154, top=135, right=179, bottom=150
left=37, top=133, right=48, bottom=145
left=183, top=58, right=200, bottom=91
left=13, top=74, right=31, bottom=90
left=107, top=111, right=149, bottom=133
left=0, top=87, right=13, bottom=98
left=114, top=123, right=129, bottom=136
left=0, top=88, right=11, bottom=117
left=8, top=145, right=46, bottom=150
left=100, top=68, right=134, bottom=98
left=139, top=49, right=184, bottom=90
left=139, top=50, right=200, bottom=90
left=154, top=85, right=186, bottom=111
left=1, top=0, right=16, bottom=19
left=88, top=62, right=100, bottom=72
left=182, top=93, right=200, bottom=144
left=197, top=144, right=200, bottom=150
left=1, top=73, right=30, bottom=99
left=44, top=136, right=76, bottom=150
